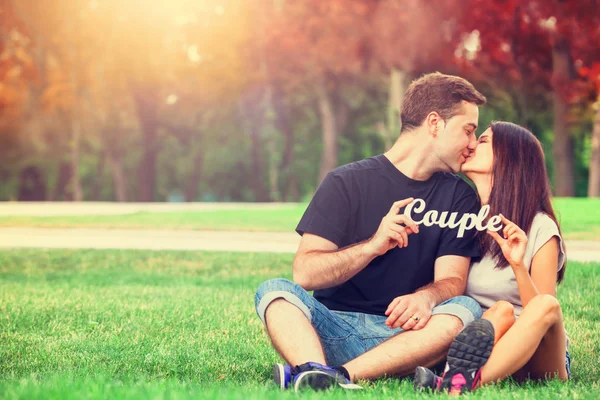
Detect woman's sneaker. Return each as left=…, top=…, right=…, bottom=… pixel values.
left=440, top=319, right=495, bottom=395
left=413, top=366, right=442, bottom=391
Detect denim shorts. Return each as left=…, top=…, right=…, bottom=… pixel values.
left=255, top=278, right=483, bottom=366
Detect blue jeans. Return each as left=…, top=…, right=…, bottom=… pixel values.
left=255, top=278, right=483, bottom=366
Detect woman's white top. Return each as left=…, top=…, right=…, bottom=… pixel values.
left=465, top=212, right=566, bottom=317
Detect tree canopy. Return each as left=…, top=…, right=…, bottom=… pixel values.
left=1, top=0, right=599, bottom=201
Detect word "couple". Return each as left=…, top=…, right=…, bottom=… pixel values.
left=403, top=198, right=502, bottom=238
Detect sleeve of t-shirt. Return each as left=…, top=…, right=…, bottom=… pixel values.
left=436, top=184, right=482, bottom=259
left=295, top=172, right=351, bottom=247
left=531, top=214, right=566, bottom=272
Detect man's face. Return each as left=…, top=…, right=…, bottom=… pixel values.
left=434, top=101, right=479, bottom=173
left=461, top=127, right=494, bottom=178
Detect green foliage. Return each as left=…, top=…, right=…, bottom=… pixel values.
left=0, top=1, right=598, bottom=201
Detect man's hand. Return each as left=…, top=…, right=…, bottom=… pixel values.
left=365, top=198, right=419, bottom=257
left=384, top=291, right=435, bottom=331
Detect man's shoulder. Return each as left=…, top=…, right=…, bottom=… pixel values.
left=329, top=156, right=384, bottom=179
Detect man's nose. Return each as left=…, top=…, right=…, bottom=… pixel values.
left=467, top=135, right=478, bottom=151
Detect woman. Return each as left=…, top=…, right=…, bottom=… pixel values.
left=414, top=121, right=569, bottom=394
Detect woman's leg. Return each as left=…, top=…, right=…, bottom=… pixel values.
left=481, top=300, right=516, bottom=343
left=479, top=294, right=568, bottom=384
left=512, top=299, right=569, bottom=381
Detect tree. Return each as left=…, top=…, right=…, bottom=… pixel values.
left=458, top=0, right=600, bottom=196
left=262, top=1, right=377, bottom=184
left=584, top=64, right=600, bottom=197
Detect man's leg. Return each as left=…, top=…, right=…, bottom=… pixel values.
left=255, top=278, right=361, bottom=367
left=343, top=295, right=482, bottom=381
left=264, top=298, right=326, bottom=365
left=344, top=314, right=460, bottom=380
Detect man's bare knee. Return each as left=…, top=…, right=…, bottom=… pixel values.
left=265, top=298, right=291, bottom=312
left=265, top=298, right=309, bottom=324
left=426, top=314, right=463, bottom=336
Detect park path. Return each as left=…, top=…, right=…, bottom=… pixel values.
left=0, top=228, right=299, bottom=254
left=0, top=227, right=598, bottom=262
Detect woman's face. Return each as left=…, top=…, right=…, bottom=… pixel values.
left=461, top=127, right=494, bottom=178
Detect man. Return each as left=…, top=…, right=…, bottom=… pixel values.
left=254, top=72, right=487, bottom=391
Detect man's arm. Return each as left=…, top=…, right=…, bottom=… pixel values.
left=417, top=254, right=469, bottom=305
left=293, top=198, right=419, bottom=291
left=292, top=234, right=375, bottom=291
left=385, top=255, right=470, bottom=331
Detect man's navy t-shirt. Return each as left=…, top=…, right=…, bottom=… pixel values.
left=296, top=154, right=481, bottom=316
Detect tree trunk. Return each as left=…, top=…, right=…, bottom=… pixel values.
left=132, top=87, right=159, bottom=202
left=512, top=6, right=530, bottom=128
left=317, top=87, right=338, bottom=184
left=70, top=117, right=83, bottom=201
left=261, top=80, right=281, bottom=202
left=316, top=82, right=349, bottom=185
left=249, top=121, right=269, bottom=202
left=588, top=95, right=600, bottom=197
left=18, top=166, right=46, bottom=201
left=378, top=69, right=408, bottom=147
left=100, top=107, right=129, bottom=202
left=551, top=37, right=575, bottom=197
left=275, top=90, right=300, bottom=201
left=239, top=89, right=269, bottom=202
left=185, top=149, right=204, bottom=202
left=90, top=151, right=106, bottom=201
left=388, top=68, right=407, bottom=137
left=267, top=139, right=281, bottom=201
left=107, top=150, right=128, bottom=202
left=52, top=161, right=73, bottom=201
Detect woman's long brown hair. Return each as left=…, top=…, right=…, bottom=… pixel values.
left=480, top=121, right=566, bottom=283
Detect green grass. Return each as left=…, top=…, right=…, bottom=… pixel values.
left=0, top=249, right=598, bottom=399
left=553, top=198, right=600, bottom=240
left=0, top=207, right=306, bottom=232
left=0, top=198, right=599, bottom=240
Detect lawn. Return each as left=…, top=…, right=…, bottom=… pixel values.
left=553, top=198, right=600, bottom=240
left=0, top=249, right=598, bottom=399
left=0, top=198, right=599, bottom=240
left=0, top=207, right=305, bottom=233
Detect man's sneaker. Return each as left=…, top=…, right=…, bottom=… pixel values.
left=440, top=318, right=495, bottom=395
left=291, top=362, right=363, bottom=392
left=413, top=366, right=442, bottom=392
left=273, top=363, right=293, bottom=389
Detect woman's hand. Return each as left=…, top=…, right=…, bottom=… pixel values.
left=487, top=214, right=528, bottom=268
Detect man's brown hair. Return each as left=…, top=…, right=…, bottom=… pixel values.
left=400, top=72, right=486, bottom=132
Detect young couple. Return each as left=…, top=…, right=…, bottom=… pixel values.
left=254, top=72, right=569, bottom=394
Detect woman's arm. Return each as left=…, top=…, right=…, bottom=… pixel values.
left=487, top=215, right=560, bottom=307
left=512, top=237, right=559, bottom=306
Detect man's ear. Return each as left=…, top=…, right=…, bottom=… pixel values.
left=426, top=112, right=442, bottom=136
